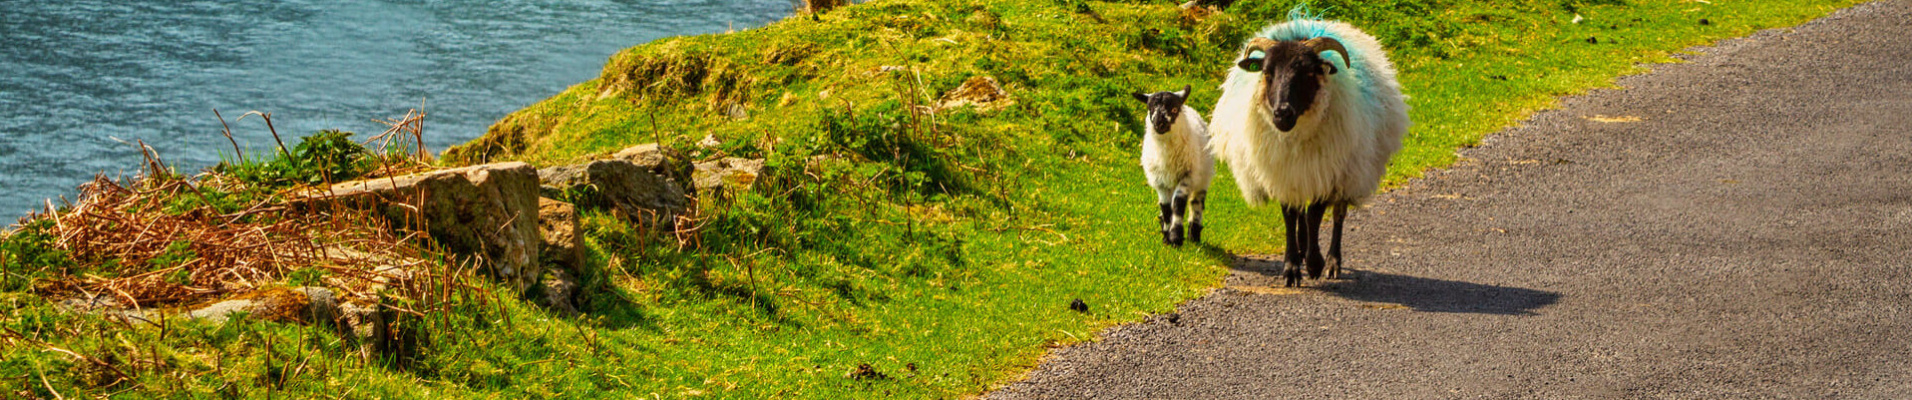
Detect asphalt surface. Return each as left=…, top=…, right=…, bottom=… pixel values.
left=988, top=2, right=1912, bottom=398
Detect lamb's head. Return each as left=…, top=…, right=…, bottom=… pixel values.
left=1129, top=85, right=1192, bottom=135
left=1236, top=37, right=1350, bottom=132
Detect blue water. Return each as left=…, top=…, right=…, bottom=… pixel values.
left=0, top=0, right=791, bottom=217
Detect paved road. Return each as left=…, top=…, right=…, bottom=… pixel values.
left=989, top=2, right=1912, bottom=398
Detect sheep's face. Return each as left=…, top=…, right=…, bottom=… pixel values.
left=1237, top=38, right=1349, bottom=133
left=1130, top=85, right=1192, bottom=135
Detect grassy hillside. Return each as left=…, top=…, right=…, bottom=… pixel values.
left=1, top=0, right=1863, bottom=397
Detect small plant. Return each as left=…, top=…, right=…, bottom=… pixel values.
left=218, top=129, right=370, bottom=187
left=293, top=129, right=371, bottom=183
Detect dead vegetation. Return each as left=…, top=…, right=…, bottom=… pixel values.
left=25, top=162, right=417, bottom=310
left=15, top=107, right=456, bottom=310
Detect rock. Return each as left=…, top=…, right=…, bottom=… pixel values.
left=537, top=198, right=583, bottom=270
left=693, top=157, right=766, bottom=193
left=940, top=76, right=1011, bottom=110
left=609, top=143, right=696, bottom=192
left=537, top=269, right=582, bottom=316
left=538, top=160, right=688, bottom=228
left=611, top=143, right=670, bottom=170
left=305, top=162, right=544, bottom=292
left=1179, top=0, right=1234, bottom=10
left=336, top=300, right=383, bottom=338
left=184, top=287, right=337, bottom=324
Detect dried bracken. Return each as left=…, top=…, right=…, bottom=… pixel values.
left=21, top=135, right=431, bottom=308
left=27, top=173, right=420, bottom=308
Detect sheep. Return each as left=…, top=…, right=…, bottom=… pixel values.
left=1206, top=15, right=1409, bottom=286
left=1130, top=85, right=1216, bottom=247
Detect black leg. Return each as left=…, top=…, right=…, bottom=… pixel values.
left=1328, top=203, right=1346, bottom=279
left=1188, top=190, right=1207, bottom=244
left=1304, top=202, right=1328, bottom=279
left=1281, top=205, right=1304, bottom=287
left=1170, top=190, right=1189, bottom=247
left=1158, top=202, right=1173, bottom=245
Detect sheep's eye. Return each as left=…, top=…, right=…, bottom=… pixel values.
left=1238, top=52, right=1265, bottom=72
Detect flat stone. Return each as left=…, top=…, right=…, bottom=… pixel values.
left=538, top=159, right=688, bottom=228
left=693, top=157, right=766, bottom=193
left=609, top=143, right=696, bottom=194
left=183, top=287, right=336, bottom=324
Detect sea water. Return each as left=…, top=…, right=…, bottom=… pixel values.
left=0, top=0, right=791, bottom=217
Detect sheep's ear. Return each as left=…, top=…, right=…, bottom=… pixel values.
left=1131, top=92, right=1149, bottom=103
left=1178, top=85, right=1191, bottom=100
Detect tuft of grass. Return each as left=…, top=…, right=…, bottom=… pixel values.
left=2, top=0, right=1866, bottom=398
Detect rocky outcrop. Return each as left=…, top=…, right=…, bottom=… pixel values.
left=538, top=269, right=582, bottom=316
left=537, top=198, right=583, bottom=269
left=609, top=143, right=695, bottom=193
left=538, top=160, right=688, bottom=228
left=304, top=162, right=545, bottom=292
left=693, top=157, right=766, bottom=193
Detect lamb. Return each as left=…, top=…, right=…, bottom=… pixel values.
left=1206, top=15, right=1410, bottom=286
left=1130, top=86, right=1216, bottom=247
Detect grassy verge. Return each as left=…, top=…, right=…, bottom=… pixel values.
left=2, top=0, right=1864, bottom=397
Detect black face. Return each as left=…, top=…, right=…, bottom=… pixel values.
left=1130, top=85, right=1192, bottom=135
left=1238, top=41, right=1335, bottom=132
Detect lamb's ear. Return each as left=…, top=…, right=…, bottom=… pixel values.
left=1178, top=85, right=1191, bottom=100
left=1131, top=92, right=1149, bottom=103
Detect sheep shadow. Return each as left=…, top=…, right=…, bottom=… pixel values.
left=1322, top=271, right=1560, bottom=315
left=1226, top=255, right=1559, bottom=315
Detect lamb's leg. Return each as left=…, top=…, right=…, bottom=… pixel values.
left=1188, top=190, right=1208, bottom=244
left=1327, top=203, right=1347, bottom=279
left=1281, top=205, right=1304, bottom=287
left=1304, top=202, right=1328, bottom=279
left=1157, top=190, right=1174, bottom=246
left=1170, top=188, right=1189, bottom=247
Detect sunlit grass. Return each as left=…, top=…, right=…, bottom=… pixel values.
left=0, top=0, right=1865, bottom=397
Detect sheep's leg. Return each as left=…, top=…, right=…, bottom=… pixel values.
left=1188, top=190, right=1208, bottom=244
left=1327, top=203, right=1347, bottom=279
left=1304, top=202, right=1328, bottom=279
left=1281, top=205, right=1305, bottom=287
left=1170, top=188, right=1190, bottom=247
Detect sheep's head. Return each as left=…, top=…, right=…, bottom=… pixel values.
left=1130, top=85, right=1192, bottom=135
left=1236, top=37, right=1350, bottom=132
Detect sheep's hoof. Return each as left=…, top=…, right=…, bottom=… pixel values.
left=1167, top=227, right=1185, bottom=247
left=1325, top=255, right=1341, bottom=279
left=1188, top=224, right=1203, bottom=244
left=1283, top=267, right=1303, bottom=287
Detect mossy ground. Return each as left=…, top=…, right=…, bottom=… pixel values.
left=2, top=0, right=1865, bottom=397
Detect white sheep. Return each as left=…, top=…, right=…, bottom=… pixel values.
left=1207, top=16, right=1410, bottom=286
left=1131, top=86, right=1216, bottom=247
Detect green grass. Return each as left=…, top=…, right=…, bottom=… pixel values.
left=0, top=0, right=1865, bottom=397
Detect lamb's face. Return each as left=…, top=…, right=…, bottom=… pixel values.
left=1130, top=86, right=1191, bottom=135
left=1237, top=37, right=1349, bottom=133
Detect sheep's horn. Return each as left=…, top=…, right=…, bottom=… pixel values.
left=1302, top=37, right=1352, bottom=72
